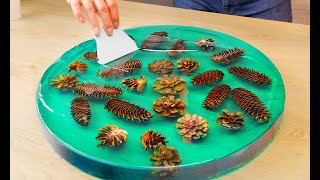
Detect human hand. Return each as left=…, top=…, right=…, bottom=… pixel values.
left=66, top=0, right=119, bottom=36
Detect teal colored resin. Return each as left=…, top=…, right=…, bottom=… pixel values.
left=36, top=25, right=285, bottom=177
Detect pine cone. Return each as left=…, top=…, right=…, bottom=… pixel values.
left=96, top=124, right=128, bottom=148
left=153, top=75, right=186, bottom=95
left=148, top=59, right=174, bottom=75
left=176, top=114, right=209, bottom=142
left=50, top=74, right=78, bottom=91
left=231, top=88, right=270, bottom=122
left=150, top=146, right=181, bottom=166
left=216, top=109, right=245, bottom=130
left=97, top=60, right=142, bottom=78
left=228, top=66, right=272, bottom=85
left=196, top=38, right=215, bottom=51
left=212, top=48, right=245, bottom=65
left=73, top=83, right=123, bottom=98
left=141, top=130, right=167, bottom=150
left=82, top=51, right=98, bottom=60
left=168, top=40, right=186, bottom=57
left=104, top=98, right=153, bottom=123
left=203, top=84, right=231, bottom=110
left=71, top=96, right=91, bottom=126
left=68, top=60, right=88, bottom=72
left=191, top=70, right=224, bottom=85
left=121, top=76, right=147, bottom=92
left=177, top=58, right=200, bottom=72
left=141, top=32, right=168, bottom=49
left=152, top=95, right=186, bottom=117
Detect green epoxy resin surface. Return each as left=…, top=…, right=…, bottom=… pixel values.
left=36, top=25, right=285, bottom=170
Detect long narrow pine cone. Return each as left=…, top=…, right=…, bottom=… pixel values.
left=71, top=96, right=91, bottom=126
left=216, top=109, right=245, bottom=130
left=231, top=88, right=270, bottom=122
left=121, top=76, right=147, bottom=92
left=203, top=84, right=231, bottom=110
left=82, top=51, right=98, bottom=60
left=50, top=74, right=78, bottom=91
left=191, top=70, right=224, bottom=85
left=104, top=98, right=153, bottom=123
left=168, top=40, right=186, bottom=57
left=212, top=48, right=245, bottom=65
left=97, top=60, right=142, bottom=78
left=141, top=32, right=168, bottom=49
left=96, top=124, right=128, bottom=148
left=73, top=83, right=123, bottom=98
left=141, top=130, right=167, bottom=150
left=68, top=60, right=88, bottom=72
left=228, top=66, right=272, bottom=85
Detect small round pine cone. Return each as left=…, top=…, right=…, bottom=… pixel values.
left=153, top=74, right=186, bottom=95
left=152, top=95, right=186, bottom=117
left=50, top=74, right=78, bottom=91
left=68, top=60, right=88, bottom=72
left=191, top=70, right=224, bottom=85
left=148, top=59, right=174, bottom=75
left=176, top=114, right=209, bottom=142
left=96, top=124, right=128, bottom=148
left=216, top=109, right=245, bottom=130
left=177, top=58, right=200, bottom=72
left=141, top=130, right=167, bottom=150
left=212, top=48, right=245, bottom=65
left=196, top=38, right=215, bottom=51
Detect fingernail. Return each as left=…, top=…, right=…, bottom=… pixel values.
left=106, top=28, right=113, bottom=36
left=113, top=22, right=119, bottom=29
left=94, top=27, right=100, bottom=35
left=78, top=16, right=85, bottom=23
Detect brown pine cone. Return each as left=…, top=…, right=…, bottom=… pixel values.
left=97, top=60, right=142, bottom=78
left=141, top=130, right=167, bottom=150
left=168, top=40, right=186, bottom=57
left=203, top=84, right=231, bottom=110
left=152, top=95, right=186, bottom=117
left=196, top=38, right=215, bottom=51
left=141, top=32, right=168, bottom=49
left=96, top=124, right=128, bottom=148
left=71, top=96, right=91, bottom=126
left=176, top=114, right=209, bottom=142
left=73, top=83, right=123, bottom=98
left=191, top=70, right=224, bottom=85
left=68, top=60, right=88, bottom=72
left=177, top=58, right=200, bottom=72
left=50, top=74, right=78, bottom=91
left=82, top=51, right=98, bottom=60
left=153, top=74, right=186, bottom=95
left=212, top=48, right=245, bottom=65
left=231, top=88, right=270, bottom=122
left=148, top=59, right=174, bottom=75
left=216, top=109, right=245, bottom=130
left=121, top=76, right=147, bottom=92
left=104, top=98, right=153, bottom=123
left=228, top=66, right=272, bottom=85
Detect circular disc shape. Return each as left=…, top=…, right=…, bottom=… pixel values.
left=36, top=25, right=285, bottom=179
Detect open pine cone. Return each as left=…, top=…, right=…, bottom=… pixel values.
left=141, top=130, right=167, bottom=150
left=196, top=38, right=215, bottom=51
left=216, top=109, right=245, bottom=130
left=177, top=58, right=200, bottom=72
left=50, top=74, right=78, bottom=91
left=68, top=60, right=88, bottom=72
left=121, top=76, right=147, bottom=92
left=150, top=146, right=181, bottom=166
left=96, top=124, right=128, bottom=148
left=153, top=74, right=186, bottom=95
left=148, top=59, right=174, bottom=75
left=152, top=95, right=186, bottom=117
left=176, top=114, right=209, bottom=142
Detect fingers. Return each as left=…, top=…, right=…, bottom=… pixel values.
left=93, top=0, right=113, bottom=35
left=68, top=0, right=85, bottom=23
left=81, top=0, right=101, bottom=35
left=105, top=0, right=120, bottom=29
